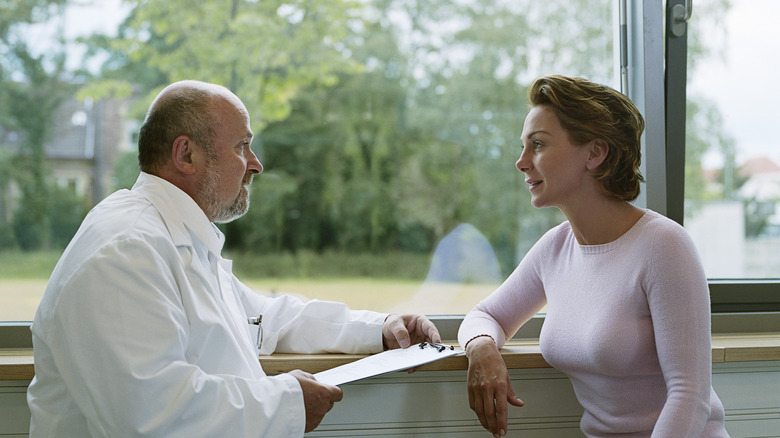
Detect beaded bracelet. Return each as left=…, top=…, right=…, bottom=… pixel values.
left=464, top=333, right=495, bottom=350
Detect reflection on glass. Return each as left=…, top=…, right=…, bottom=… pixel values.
left=685, top=0, right=780, bottom=279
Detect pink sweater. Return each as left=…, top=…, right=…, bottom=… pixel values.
left=458, top=210, right=729, bottom=437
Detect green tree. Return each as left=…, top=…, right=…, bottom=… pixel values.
left=113, top=150, right=141, bottom=190
left=82, top=0, right=361, bottom=133
left=236, top=5, right=412, bottom=254
left=225, top=170, right=297, bottom=252
left=79, top=0, right=385, bottom=254
left=0, top=149, right=16, bottom=248
left=397, top=0, right=610, bottom=271
left=232, top=0, right=614, bottom=266
left=5, top=46, right=73, bottom=249
left=684, top=0, right=734, bottom=210
left=0, top=0, right=73, bottom=250
left=77, top=0, right=729, bottom=272
left=0, top=0, right=67, bottom=36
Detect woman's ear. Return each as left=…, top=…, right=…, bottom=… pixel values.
left=586, top=139, right=609, bottom=171
left=171, top=135, right=197, bottom=175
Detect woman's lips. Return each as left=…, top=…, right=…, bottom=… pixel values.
left=526, top=179, right=542, bottom=190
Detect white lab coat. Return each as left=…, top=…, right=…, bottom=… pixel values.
left=27, top=172, right=387, bottom=437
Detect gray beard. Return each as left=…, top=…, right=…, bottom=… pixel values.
left=199, top=166, right=251, bottom=224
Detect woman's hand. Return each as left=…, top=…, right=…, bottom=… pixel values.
left=466, top=337, right=524, bottom=437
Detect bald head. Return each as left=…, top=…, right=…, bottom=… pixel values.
left=137, top=80, right=244, bottom=175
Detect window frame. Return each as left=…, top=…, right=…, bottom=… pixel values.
left=660, top=0, right=780, bottom=316
left=1, top=0, right=778, bottom=349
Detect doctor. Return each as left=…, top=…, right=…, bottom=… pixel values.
left=27, top=80, right=441, bottom=437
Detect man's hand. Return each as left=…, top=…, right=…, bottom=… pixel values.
left=289, top=370, right=343, bottom=432
left=382, top=314, right=442, bottom=350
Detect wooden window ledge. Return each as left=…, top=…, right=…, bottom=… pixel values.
left=3, top=333, right=780, bottom=381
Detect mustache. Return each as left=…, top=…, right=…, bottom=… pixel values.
left=242, top=173, right=254, bottom=186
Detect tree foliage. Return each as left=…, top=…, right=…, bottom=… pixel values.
left=225, top=0, right=609, bottom=274
left=0, top=0, right=79, bottom=250
left=82, top=0, right=361, bottom=131
left=2, top=0, right=737, bottom=273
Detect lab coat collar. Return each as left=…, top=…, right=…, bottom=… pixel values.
left=132, top=172, right=225, bottom=256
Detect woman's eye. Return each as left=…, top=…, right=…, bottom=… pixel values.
left=520, top=140, right=542, bottom=151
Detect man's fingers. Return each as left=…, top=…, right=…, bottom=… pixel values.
left=393, top=322, right=411, bottom=348
left=330, top=385, right=344, bottom=402
left=383, top=314, right=442, bottom=350
left=419, top=317, right=442, bottom=343
left=290, top=370, right=343, bottom=433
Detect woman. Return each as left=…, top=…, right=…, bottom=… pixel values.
left=458, top=75, right=729, bottom=437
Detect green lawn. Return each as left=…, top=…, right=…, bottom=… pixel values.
left=0, top=250, right=497, bottom=321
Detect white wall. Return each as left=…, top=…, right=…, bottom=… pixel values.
left=3, top=361, right=779, bottom=437
left=686, top=201, right=746, bottom=278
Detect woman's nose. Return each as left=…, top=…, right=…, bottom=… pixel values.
left=516, top=152, right=531, bottom=173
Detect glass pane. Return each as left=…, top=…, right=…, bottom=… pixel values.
left=685, top=0, right=780, bottom=279
left=1, top=0, right=614, bottom=321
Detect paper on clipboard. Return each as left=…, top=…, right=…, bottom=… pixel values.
left=314, top=342, right=463, bottom=386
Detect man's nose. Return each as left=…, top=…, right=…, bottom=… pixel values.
left=248, top=149, right=263, bottom=174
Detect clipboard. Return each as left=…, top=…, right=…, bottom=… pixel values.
left=314, top=342, right=464, bottom=386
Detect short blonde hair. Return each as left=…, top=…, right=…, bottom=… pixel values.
left=528, top=75, right=645, bottom=201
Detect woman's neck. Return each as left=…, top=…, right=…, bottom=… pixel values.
left=562, top=198, right=645, bottom=245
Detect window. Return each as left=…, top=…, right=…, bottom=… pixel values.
left=1, top=0, right=614, bottom=323
left=684, top=0, right=780, bottom=280
left=678, top=0, right=780, bottom=312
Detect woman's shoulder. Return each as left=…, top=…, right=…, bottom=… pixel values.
left=638, top=209, right=690, bottom=239
left=635, top=209, right=700, bottom=259
left=540, top=220, right=575, bottom=244
left=526, top=221, right=577, bottom=261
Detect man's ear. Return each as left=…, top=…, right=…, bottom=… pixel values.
left=586, top=139, right=609, bottom=171
left=171, top=135, right=197, bottom=175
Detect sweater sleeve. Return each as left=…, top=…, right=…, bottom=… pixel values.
left=644, top=222, right=713, bottom=436
left=458, top=229, right=552, bottom=349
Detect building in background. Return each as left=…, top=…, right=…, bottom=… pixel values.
left=44, top=97, right=135, bottom=204
left=0, top=96, right=134, bottom=208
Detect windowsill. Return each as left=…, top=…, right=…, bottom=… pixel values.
left=3, top=333, right=780, bottom=381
